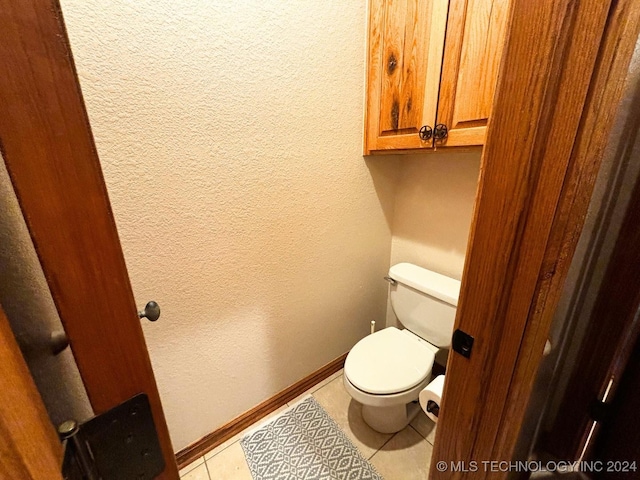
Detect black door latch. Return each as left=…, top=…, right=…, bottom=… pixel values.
left=452, top=329, right=474, bottom=358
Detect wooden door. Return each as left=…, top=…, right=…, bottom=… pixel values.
left=0, top=305, right=63, bottom=480
left=436, top=0, right=510, bottom=147
left=543, top=169, right=640, bottom=461
left=430, top=0, right=640, bottom=478
left=0, top=1, right=179, bottom=478
left=364, top=0, right=449, bottom=154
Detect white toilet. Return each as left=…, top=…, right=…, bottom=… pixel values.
left=343, top=262, right=460, bottom=433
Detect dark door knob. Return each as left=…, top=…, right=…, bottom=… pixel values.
left=434, top=123, right=448, bottom=140
left=419, top=125, right=433, bottom=141
left=138, top=301, right=161, bottom=322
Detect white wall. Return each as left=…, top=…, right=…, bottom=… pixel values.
left=390, top=151, right=481, bottom=279
left=60, top=0, right=399, bottom=451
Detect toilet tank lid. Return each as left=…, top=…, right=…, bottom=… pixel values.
left=389, top=263, right=461, bottom=306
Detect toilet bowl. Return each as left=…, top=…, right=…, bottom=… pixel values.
left=344, top=327, right=438, bottom=433
left=344, top=263, right=460, bottom=433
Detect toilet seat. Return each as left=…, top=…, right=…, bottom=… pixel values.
left=344, top=327, right=435, bottom=395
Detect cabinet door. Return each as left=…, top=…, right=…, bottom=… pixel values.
left=436, top=0, right=510, bottom=147
left=364, top=0, right=449, bottom=154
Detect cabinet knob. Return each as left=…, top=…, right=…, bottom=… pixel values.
left=434, top=124, right=448, bottom=141
left=419, top=125, right=433, bottom=141
left=138, top=301, right=161, bottom=322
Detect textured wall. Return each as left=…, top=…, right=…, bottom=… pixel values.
left=60, top=0, right=399, bottom=450
left=390, top=151, right=481, bottom=280
left=386, top=151, right=481, bottom=328
left=0, top=156, right=93, bottom=426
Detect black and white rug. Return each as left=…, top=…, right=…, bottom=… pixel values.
left=240, top=397, right=383, bottom=480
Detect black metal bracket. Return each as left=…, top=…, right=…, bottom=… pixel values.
left=60, top=393, right=165, bottom=480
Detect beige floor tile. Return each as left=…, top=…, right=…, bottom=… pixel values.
left=312, top=375, right=392, bottom=459
left=203, top=370, right=345, bottom=461
left=311, top=369, right=344, bottom=393
left=287, top=392, right=313, bottom=408
left=286, top=369, right=344, bottom=407
left=410, top=410, right=437, bottom=444
left=204, top=404, right=289, bottom=460
left=206, top=441, right=252, bottom=480
left=203, top=430, right=245, bottom=462
left=180, top=462, right=210, bottom=480
left=240, top=403, right=291, bottom=436
left=179, top=456, right=205, bottom=477
left=370, top=426, right=433, bottom=480
left=427, top=424, right=437, bottom=445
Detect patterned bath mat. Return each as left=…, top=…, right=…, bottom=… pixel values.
left=240, top=397, right=383, bottom=480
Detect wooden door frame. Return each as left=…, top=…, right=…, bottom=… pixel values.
left=0, top=304, right=62, bottom=479
left=544, top=165, right=640, bottom=461
left=0, top=1, right=179, bottom=478
left=432, top=0, right=640, bottom=478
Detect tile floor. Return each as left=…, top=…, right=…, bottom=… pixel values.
left=179, top=369, right=436, bottom=479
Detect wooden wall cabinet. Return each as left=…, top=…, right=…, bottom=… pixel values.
left=364, top=0, right=510, bottom=154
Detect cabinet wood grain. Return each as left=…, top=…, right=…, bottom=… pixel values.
left=437, top=0, right=510, bottom=147
left=365, top=0, right=448, bottom=154
left=365, top=0, right=511, bottom=153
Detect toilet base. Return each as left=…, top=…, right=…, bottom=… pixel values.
left=361, top=401, right=421, bottom=434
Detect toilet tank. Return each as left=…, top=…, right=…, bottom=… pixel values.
left=388, top=263, right=461, bottom=348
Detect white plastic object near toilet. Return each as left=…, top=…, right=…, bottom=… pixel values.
left=343, top=263, right=460, bottom=433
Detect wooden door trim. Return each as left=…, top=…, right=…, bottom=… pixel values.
left=430, top=0, right=640, bottom=478
left=0, top=305, right=63, bottom=480
left=0, top=2, right=178, bottom=478
left=551, top=172, right=640, bottom=457
left=543, top=119, right=640, bottom=459
left=495, top=0, right=640, bottom=463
